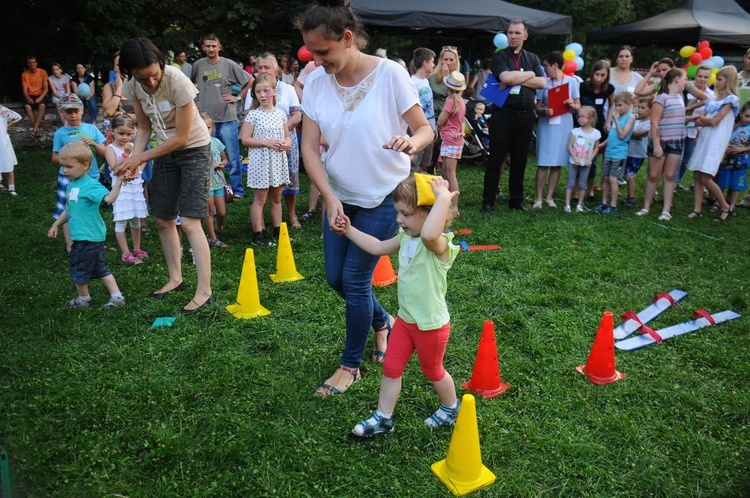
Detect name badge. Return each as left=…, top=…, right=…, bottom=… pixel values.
left=158, top=100, right=172, bottom=112
left=402, top=239, right=418, bottom=260
left=69, top=187, right=80, bottom=202
left=595, top=98, right=604, bottom=105
left=510, top=85, right=521, bottom=95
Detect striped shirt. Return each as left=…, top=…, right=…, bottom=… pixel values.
left=654, top=93, right=685, bottom=142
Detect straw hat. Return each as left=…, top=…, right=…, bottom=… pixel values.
left=444, top=71, right=467, bottom=91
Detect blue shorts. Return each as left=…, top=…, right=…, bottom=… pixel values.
left=69, top=241, right=111, bottom=285
left=717, top=169, right=748, bottom=191
left=53, top=173, right=71, bottom=219
left=626, top=157, right=646, bottom=178
left=210, top=187, right=224, bottom=197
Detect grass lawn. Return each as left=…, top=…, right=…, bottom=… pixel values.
left=1, top=149, right=749, bottom=497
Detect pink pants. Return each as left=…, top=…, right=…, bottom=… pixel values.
left=382, top=316, right=450, bottom=382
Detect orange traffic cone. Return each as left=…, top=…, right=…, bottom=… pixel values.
left=226, top=248, right=271, bottom=319
left=372, top=255, right=397, bottom=287
left=576, top=311, right=625, bottom=385
left=463, top=320, right=510, bottom=398
left=270, top=222, right=304, bottom=283
left=432, top=394, right=496, bottom=496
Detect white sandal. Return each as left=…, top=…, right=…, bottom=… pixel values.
left=657, top=211, right=672, bottom=221
left=635, top=208, right=650, bottom=216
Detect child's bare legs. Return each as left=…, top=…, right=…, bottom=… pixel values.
left=609, top=175, right=620, bottom=207
left=100, top=274, right=122, bottom=296
left=601, top=176, right=611, bottom=206
left=727, top=190, right=739, bottom=211
left=377, top=375, right=402, bottom=415
left=565, top=188, right=573, bottom=208
left=285, top=193, right=300, bottom=228
left=131, top=223, right=142, bottom=252
left=269, top=186, right=284, bottom=230
left=441, top=157, right=460, bottom=214
left=432, top=372, right=458, bottom=408
left=627, top=174, right=637, bottom=200
left=642, top=156, right=665, bottom=211
left=660, top=154, right=681, bottom=214
left=694, top=171, right=729, bottom=214
left=251, top=188, right=268, bottom=233
left=214, top=195, right=227, bottom=233
left=115, top=230, right=131, bottom=256
left=74, top=282, right=90, bottom=299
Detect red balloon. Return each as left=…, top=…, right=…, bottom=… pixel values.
left=699, top=47, right=713, bottom=60
left=563, top=60, right=577, bottom=75
left=698, top=40, right=710, bottom=50
left=689, top=52, right=703, bottom=65
left=297, top=46, right=313, bottom=63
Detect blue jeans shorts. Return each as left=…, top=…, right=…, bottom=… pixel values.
left=69, top=241, right=111, bottom=285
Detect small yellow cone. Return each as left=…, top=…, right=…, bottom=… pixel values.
left=431, top=394, right=495, bottom=496
left=270, top=222, right=304, bottom=283
left=226, top=248, right=271, bottom=319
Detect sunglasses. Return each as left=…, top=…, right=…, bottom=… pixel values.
left=442, top=46, right=457, bottom=51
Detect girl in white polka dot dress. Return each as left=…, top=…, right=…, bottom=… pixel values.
left=241, top=74, right=291, bottom=246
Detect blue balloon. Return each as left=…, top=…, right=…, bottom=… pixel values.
left=566, top=42, right=583, bottom=57
left=77, top=82, right=91, bottom=98
left=493, top=33, right=508, bottom=49
left=710, top=56, right=725, bottom=69
left=575, top=56, right=585, bottom=72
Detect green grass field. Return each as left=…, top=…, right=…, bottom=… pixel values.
left=1, top=150, right=749, bottom=497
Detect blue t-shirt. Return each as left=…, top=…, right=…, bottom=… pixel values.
left=65, top=175, right=109, bottom=242
left=605, top=112, right=634, bottom=160
left=53, top=123, right=106, bottom=179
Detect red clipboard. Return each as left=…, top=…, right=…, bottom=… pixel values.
left=547, top=82, right=570, bottom=118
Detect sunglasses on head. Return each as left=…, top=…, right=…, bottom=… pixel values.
left=442, top=46, right=457, bottom=51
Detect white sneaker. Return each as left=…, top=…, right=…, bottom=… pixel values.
left=576, top=204, right=584, bottom=212
left=564, top=205, right=571, bottom=213
left=9, top=190, right=17, bottom=196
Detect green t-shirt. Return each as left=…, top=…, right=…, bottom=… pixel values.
left=65, top=175, right=109, bottom=242
left=396, top=229, right=459, bottom=330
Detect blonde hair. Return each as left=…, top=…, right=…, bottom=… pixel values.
left=717, top=65, right=739, bottom=96
left=613, top=90, right=633, bottom=104
left=59, top=140, right=92, bottom=165
left=435, top=48, right=459, bottom=84
left=250, top=74, right=277, bottom=110
left=392, top=175, right=454, bottom=229
left=578, top=105, right=597, bottom=126
left=200, top=111, right=214, bottom=131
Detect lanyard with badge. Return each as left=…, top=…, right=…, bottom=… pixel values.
left=508, top=49, right=523, bottom=96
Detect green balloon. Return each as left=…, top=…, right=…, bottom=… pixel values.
left=686, top=64, right=698, bottom=78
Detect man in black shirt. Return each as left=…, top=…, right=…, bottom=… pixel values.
left=481, top=20, right=546, bottom=212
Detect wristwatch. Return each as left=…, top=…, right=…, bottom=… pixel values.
left=236, top=95, right=242, bottom=103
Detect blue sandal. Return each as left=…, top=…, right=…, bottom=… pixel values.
left=352, top=411, right=394, bottom=438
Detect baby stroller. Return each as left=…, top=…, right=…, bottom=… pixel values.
left=463, top=116, right=489, bottom=162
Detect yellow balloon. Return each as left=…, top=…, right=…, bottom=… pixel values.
left=708, top=74, right=716, bottom=85
left=679, top=45, right=696, bottom=58
left=563, top=49, right=575, bottom=62
left=711, top=67, right=719, bottom=74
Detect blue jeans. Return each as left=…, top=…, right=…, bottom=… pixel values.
left=84, top=95, right=98, bottom=124
left=323, top=196, right=398, bottom=369
left=216, top=121, right=243, bottom=197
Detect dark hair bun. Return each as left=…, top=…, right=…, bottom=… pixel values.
left=317, top=0, right=348, bottom=6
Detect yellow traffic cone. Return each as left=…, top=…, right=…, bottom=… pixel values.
left=270, top=222, right=304, bottom=283
left=431, top=394, right=495, bottom=496
left=226, top=248, right=271, bottom=319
